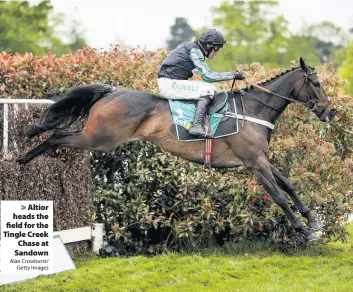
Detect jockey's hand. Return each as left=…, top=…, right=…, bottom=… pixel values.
left=233, top=70, right=245, bottom=80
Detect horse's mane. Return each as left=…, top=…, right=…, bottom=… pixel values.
left=233, top=66, right=302, bottom=93
left=257, top=66, right=299, bottom=86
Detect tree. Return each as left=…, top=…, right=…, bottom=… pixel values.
left=208, top=1, right=348, bottom=70
left=287, top=37, right=321, bottom=64
left=340, top=42, right=353, bottom=96
left=0, top=0, right=87, bottom=56
left=209, top=1, right=291, bottom=70
left=305, top=21, right=348, bottom=65
left=167, top=17, right=196, bottom=50
left=62, top=19, right=88, bottom=52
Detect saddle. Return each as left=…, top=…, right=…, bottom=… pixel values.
left=208, top=91, right=228, bottom=114
left=168, top=91, right=245, bottom=142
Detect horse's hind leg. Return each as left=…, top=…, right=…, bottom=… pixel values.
left=270, top=164, right=321, bottom=230
left=17, top=131, right=90, bottom=164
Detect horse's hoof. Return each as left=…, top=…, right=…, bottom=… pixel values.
left=307, top=221, right=322, bottom=231
left=306, top=232, right=321, bottom=242
left=313, top=230, right=324, bottom=237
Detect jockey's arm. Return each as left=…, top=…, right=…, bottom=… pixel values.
left=190, top=47, right=235, bottom=83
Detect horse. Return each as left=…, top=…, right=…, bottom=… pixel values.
left=17, top=57, right=337, bottom=241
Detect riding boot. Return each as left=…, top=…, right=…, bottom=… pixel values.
left=189, top=95, right=212, bottom=137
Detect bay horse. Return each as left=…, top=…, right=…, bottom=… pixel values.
left=17, top=58, right=337, bottom=241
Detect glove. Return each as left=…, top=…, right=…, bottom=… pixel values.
left=233, top=70, right=245, bottom=80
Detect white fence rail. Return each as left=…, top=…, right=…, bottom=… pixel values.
left=53, top=224, right=104, bottom=253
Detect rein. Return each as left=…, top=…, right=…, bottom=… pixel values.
left=230, top=72, right=330, bottom=112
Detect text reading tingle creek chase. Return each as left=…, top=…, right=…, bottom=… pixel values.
left=1, top=201, right=53, bottom=273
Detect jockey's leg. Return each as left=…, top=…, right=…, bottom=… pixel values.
left=157, top=78, right=216, bottom=136
left=188, top=95, right=212, bottom=137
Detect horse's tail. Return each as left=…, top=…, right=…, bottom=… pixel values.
left=26, top=84, right=116, bottom=139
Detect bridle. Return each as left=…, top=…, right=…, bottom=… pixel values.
left=291, top=72, right=331, bottom=111
left=231, top=71, right=331, bottom=113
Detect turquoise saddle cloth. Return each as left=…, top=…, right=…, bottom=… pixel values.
left=168, top=100, right=228, bottom=135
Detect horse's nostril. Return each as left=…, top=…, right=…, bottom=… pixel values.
left=329, top=109, right=337, bottom=117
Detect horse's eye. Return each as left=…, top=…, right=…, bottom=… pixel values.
left=313, top=82, right=320, bottom=87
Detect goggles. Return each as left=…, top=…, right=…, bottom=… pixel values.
left=212, top=44, right=224, bottom=51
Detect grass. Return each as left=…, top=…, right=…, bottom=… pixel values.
left=1, top=224, right=352, bottom=292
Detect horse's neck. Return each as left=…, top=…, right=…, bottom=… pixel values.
left=243, top=70, right=299, bottom=124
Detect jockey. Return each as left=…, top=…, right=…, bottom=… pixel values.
left=157, top=28, right=245, bottom=137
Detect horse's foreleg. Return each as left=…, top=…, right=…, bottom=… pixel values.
left=270, top=164, right=321, bottom=231
left=245, top=154, right=320, bottom=241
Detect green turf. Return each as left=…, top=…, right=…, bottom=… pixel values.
left=2, top=224, right=352, bottom=292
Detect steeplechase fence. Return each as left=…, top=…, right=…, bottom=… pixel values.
left=0, top=99, right=104, bottom=253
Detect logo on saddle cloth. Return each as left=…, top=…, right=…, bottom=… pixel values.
left=169, top=100, right=227, bottom=133
left=173, top=115, right=193, bottom=129
left=168, top=92, right=242, bottom=142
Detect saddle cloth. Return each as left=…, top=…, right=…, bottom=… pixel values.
left=168, top=92, right=244, bottom=142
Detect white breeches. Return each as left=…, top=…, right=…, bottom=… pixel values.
left=157, top=78, right=216, bottom=100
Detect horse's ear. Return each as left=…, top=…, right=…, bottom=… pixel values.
left=300, top=57, right=308, bottom=71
